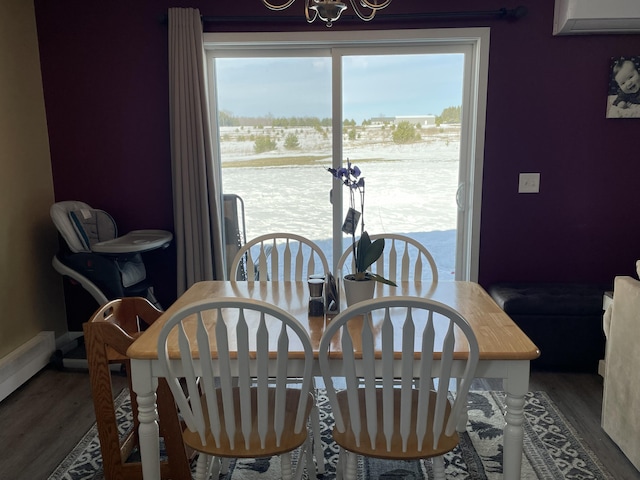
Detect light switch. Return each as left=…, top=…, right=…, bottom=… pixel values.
left=518, top=173, right=540, bottom=194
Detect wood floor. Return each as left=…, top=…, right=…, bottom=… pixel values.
left=0, top=366, right=639, bottom=479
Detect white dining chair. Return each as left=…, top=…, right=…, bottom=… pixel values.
left=336, top=233, right=438, bottom=284
left=230, top=232, right=329, bottom=281
left=157, top=298, right=317, bottom=480
left=318, top=296, right=479, bottom=480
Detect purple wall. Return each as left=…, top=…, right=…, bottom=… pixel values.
left=34, top=0, right=640, bottom=305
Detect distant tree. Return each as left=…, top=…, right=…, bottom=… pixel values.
left=436, top=105, right=462, bottom=125
left=254, top=135, right=277, bottom=153
left=347, top=128, right=357, bottom=141
left=284, top=133, right=300, bottom=149
left=392, top=121, right=421, bottom=144
left=219, top=110, right=237, bottom=127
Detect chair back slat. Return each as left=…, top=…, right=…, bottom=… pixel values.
left=273, top=322, right=289, bottom=445
left=305, top=248, right=315, bottom=279
left=416, top=312, right=435, bottom=450
left=234, top=309, right=251, bottom=449
left=177, top=323, right=206, bottom=443
left=268, top=239, right=279, bottom=279
left=318, top=296, right=479, bottom=457
left=340, top=325, right=360, bottom=441
left=388, top=239, right=398, bottom=282
left=230, top=233, right=329, bottom=281
left=431, top=320, right=455, bottom=449
left=245, top=252, right=257, bottom=281
left=360, top=315, right=377, bottom=449
left=255, top=314, right=269, bottom=448
left=212, top=309, right=238, bottom=449
left=380, top=309, right=395, bottom=450
left=400, top=242, right=411, bottom=281
left=281, top=239, right=290, bottom=279
left=399, top=308, right=416, bottom=451
left=196, top=314, right=222, bottom=447
left=336, top=234, right=438, bottom=284
left=414, top=251, right=423, bottom=280
left=292, top=241, right=301, bottom=279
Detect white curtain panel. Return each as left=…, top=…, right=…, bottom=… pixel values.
left=168, top=7, right=225, bottom=295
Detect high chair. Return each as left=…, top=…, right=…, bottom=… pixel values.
left=84, top=297, right=192, bottom=480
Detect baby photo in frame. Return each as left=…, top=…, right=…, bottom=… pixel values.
left=606, top=56, right=640, bottom=118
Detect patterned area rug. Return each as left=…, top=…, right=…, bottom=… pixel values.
left=48, top=389, right=613, bottom=480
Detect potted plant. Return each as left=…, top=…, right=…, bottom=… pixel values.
left=328, top=161, right=397, bottom=305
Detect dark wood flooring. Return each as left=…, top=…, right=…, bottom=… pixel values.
left=0, top=366, right=638, bottom=479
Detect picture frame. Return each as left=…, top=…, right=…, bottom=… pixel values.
left=606, top=55, right=640, bottom=119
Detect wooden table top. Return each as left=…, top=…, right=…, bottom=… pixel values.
left=127, top=280, right=540, bottom=362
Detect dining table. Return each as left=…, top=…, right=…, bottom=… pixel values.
left=127, top=280, right=539, bottom=480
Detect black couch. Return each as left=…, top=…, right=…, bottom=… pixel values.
left=487, top=283, right=608, bottom=372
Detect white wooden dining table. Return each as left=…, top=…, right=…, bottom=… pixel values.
left=127, top=280, right=539, bottom=480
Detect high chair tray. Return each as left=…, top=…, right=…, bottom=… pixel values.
left=93, top=229, right=173, bottom=254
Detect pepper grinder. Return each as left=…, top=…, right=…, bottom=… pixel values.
left=308, top=278, right=325, bottom=316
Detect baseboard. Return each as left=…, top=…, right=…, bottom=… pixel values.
left=0, top=332, right=55, bottom=403
left=55, top=331, right=83, bottom=353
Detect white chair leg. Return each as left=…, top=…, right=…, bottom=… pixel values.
left=194, top=453, right=210, bottom=480
left=305, top=434, right=314, bottom=479
left=293, top=436, right=312, bottom=480
left=336, top=448, right=345, bottom=480
left=209, top=455, right=221, bottom=479
left=310, top=403, right=325, bottom=474
left=281, top=451, right=293, bottom=480
left=433, top=455, right=445, bottom=480
left=344, top=450, right=357, bottom=480
left=220, top=457, right=230, bottom=475
left=455, top=377, right=469, bottom=431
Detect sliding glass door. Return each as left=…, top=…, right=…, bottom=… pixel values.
left=205, top=29, right=489, bottom=281
left=212, top=56, right=334, bottom=267
left=339, top=51, right=464, bottom=281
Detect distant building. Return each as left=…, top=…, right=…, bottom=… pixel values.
left=369, top=116, right=396, bottom=125
left=395, top=115, right=436, bottom=126
left=368, top=115, right=436, bottom=126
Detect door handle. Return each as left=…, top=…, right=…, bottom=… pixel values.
left=456, top=183, right=465, bottom=211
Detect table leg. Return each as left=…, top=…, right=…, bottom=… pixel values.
left=455, top=377, right=470, bottom=431
left=130, top=359, right=160, bottom=480
left=502, top=361, right=530, bottom=480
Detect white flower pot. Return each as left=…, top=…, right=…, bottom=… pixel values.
left=343, top=275, right=375, bottom=306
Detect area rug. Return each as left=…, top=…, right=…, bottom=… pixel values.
left=48, top=389, right=613, bottom=480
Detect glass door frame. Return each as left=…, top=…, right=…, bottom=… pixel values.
left=204, top=28, right=490, bottom=281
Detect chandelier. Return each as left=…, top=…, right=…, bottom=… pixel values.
left=262, top=0, right=392, bottom=27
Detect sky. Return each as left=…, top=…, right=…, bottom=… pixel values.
left=215, top=53, right=464, bottom=124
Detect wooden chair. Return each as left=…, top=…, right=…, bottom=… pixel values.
left=229, top=232, right=329, bottom=281
left=318, top=296, right=479, bottom=480
left=83, top=297, right=192, bottom=480
left=336, top=233, right=438, bottom=284
left=157, top=298, right=317, bottom=480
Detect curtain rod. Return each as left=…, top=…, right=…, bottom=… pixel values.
left=161, top=6, right=527, bottom=25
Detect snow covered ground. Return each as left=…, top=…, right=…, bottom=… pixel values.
left=220, top=124, right=460, bottom=280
